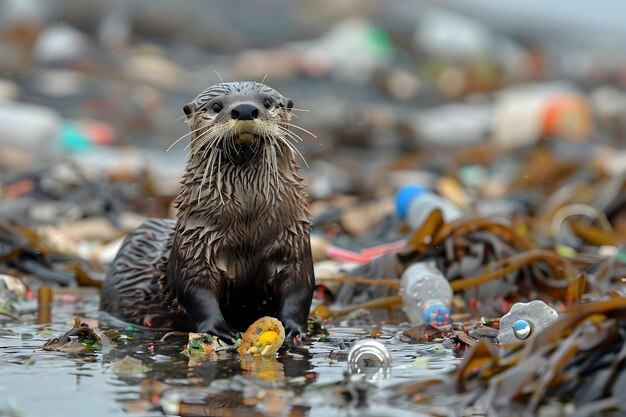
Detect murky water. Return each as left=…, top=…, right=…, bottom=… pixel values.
left=0, top=289, right=461, bottom=416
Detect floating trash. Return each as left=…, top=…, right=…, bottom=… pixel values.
left=43, top=316, right=121, bottom=352
left=112, top=355, right=150, bottom=377
left=182, top=332, right=236, bottom=356
left=238, top=316, right=285, bottom=357
left=347, top=339, right=391, bottom=380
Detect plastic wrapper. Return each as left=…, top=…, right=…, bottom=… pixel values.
left=237, top=316, right=285, bottom=357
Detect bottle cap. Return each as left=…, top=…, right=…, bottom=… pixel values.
left=395, top=184, right=427, bottom=219
left=423, top=304, right=451, bottom=326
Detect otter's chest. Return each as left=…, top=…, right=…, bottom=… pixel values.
left=218, top=173, right=299, bottom=240
left=208, top=178, right=304, bottom=281
left=180, top=158, right=307, bottom=280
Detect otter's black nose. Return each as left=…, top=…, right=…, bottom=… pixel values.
left=231, top=104, right=259, bottom=120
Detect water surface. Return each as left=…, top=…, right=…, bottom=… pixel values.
left=0, top=289, right=460, bottom=416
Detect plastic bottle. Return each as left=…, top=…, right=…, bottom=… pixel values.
left=0, top=102, right=62, bottom=169
left=395, top=184, right=463, bottom=230
left=400, top=261, right=453, bottom=326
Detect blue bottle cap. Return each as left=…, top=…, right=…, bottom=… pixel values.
left=395, top=184, right=427, bottom=219
left=423, top=304, right=451, bottom=326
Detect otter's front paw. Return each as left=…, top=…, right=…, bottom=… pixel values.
left=196, top=319, right=237, bottom=344
left=281, top=319, right=307, bottom=345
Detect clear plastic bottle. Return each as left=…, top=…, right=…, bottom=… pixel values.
left=400, top=261, right=453, bottom=326
left=395, top=184, right=463, bottom=230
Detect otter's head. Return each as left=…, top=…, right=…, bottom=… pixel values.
left=183, top=81, right=295, bottom=165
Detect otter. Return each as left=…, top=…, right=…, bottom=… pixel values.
left=101, top=81, right=315, bottom=343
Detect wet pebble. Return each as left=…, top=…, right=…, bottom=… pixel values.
left=467, top=325, right=499, bottom=340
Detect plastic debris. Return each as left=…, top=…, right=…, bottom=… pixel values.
left=493, top=83, right=593, bottom=150
left=497, top=300, right=559, bottom=344
left=0, top=274, right=31, bottom=316
left=0, top=103, right=62, bottom=170
left=43, top=316, right=121, bottom=352
left=298, top=18, right=392, bottom=82
left=112, top=356, right=149, bottom=377
left=396, top=184, right=464, bottom=230
left=238, top=316, right=285, bottom=357
left=400, top=261, right=453, bottom=326
left=182, top=332, right=237, bottom=356
left=347, top=339, right=391, bottom=380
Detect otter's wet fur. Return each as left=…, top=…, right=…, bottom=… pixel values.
left=101, top=81, right=315, bottom=342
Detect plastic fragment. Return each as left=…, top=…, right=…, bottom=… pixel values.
left=347, top=339, right=391, bottom=380
left=238, top=316, right=285, bottom=357
left=497, top=300, right=559, bottom=344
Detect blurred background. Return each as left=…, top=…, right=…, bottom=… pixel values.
left=2, top=0, right=626, bottom=228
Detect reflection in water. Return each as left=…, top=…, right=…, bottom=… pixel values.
left=240, top=356, right=285, bottom=382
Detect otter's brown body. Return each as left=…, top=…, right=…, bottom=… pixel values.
left=101, top=82, right=315, bottom=342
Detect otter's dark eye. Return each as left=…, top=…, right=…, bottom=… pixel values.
left=212, top=102, right=223, bottom=113
left=263, top=98, right=271, bottom=109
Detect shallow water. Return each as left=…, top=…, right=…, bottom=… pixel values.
left=0, top=289, right=461, bottom=417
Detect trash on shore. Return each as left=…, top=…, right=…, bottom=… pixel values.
left=396, top=297, right=626, bottom=416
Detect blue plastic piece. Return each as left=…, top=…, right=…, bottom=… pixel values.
left=61, top=121, right=92, bottom=152
left=395, top=184, right=428, bottom=219
left=423, top=304, right=451, bottom=326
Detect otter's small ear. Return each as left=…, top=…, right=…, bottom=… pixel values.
left=183, top=103, right=194, bottom=117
